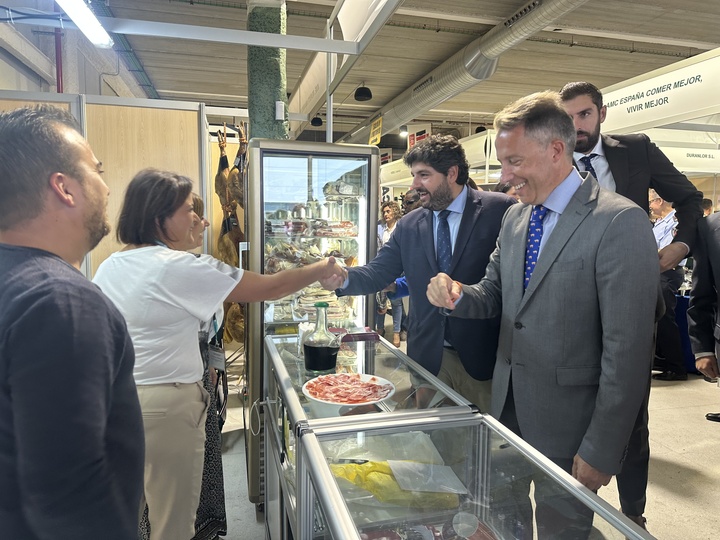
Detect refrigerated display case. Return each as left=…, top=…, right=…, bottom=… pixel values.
left=296, top=415, right=654, bottom=540
left=262, top=334, right=477, bottom=540
left=245, top=139, right=380, bottom=506
left=263, top=334, right=652, bottom=539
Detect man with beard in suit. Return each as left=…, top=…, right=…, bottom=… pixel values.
left=320, top=135, right=515, bottom=411
left=560, top=81, right=703, bottom=531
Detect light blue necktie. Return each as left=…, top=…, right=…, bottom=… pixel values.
left=436, top=209, right=452, bottom=273
left=524, top=205, right=548, bottom=289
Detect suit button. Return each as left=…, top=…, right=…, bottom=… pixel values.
left=514, top=322, right=523, bottom=329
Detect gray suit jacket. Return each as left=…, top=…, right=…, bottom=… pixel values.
left=449, top=174, right=659, bottom=474
left=688, top=214, right=720, bottom=357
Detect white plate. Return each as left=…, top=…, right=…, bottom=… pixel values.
left=302, top=373, right=396, bottom=417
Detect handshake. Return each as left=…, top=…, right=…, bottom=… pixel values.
left=316, top=258, right=348, bottom=290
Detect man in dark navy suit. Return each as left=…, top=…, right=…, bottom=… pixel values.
left=561, top=81, right=703, bottom=531
left=321, top=135, right=515, bottom=411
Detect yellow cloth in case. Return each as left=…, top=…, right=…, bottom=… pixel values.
left=329, top=461, right=459, bottom=510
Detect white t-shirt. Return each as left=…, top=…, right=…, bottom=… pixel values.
left=93, top=247, right=242, bottom=385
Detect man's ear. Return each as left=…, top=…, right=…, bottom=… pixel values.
left=550, top=139, right=566, bottom=162
left=599, top=105, right=607, bottom=124
left=447, top=164, right=459, bottom=184
left=48, top=172, right=76, bottom=207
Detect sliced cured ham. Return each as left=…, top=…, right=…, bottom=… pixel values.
left=304, top=373, right=394, bottom=405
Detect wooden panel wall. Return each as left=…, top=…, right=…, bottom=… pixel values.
left=85, top=104, right=200, bottom=275
left=0, top=99, right=70, bottom=112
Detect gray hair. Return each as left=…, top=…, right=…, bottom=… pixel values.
left=494, top=91, right=576, bottom=159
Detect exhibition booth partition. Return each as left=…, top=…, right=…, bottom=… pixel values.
left=0, top=90, right=247, bottom=277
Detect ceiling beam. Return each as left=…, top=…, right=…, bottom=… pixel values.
left=98, top=17, right=359, bottom=55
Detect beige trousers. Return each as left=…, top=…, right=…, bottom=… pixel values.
left=137, top=381, right=209, bottom=540
left=437, top=347, right=493, bottom=412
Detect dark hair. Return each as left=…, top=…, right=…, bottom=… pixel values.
left=116, top=168, right=194, bottom=245
left=702, top=198, right=713, bottom=211
left=559, top=81, right=604, bottom=111
left=493, top=182, right=512, bottom=194
left=403, top=134, right=469, bottom=185
left=0, top=105, right=83, bottom=229
left=494, top=91, right=576, bottom=159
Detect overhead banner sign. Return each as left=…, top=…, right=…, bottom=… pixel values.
left=369, top=117, right=383, bottom=146
left=602, top=49, right=720, bottom=133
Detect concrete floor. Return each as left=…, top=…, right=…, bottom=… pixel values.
left=219, top=340, right=720, bottom=539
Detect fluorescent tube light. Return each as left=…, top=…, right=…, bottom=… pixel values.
left=55, top=0, right=114, bottom=48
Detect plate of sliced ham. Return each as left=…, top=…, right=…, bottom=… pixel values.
left=302, top=373, right=395, bottom=417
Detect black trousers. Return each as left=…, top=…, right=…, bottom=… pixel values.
left=655, top=267, right=686, bottom=374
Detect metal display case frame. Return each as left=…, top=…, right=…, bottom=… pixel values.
left=263, top=334, right=654, bottom=540
left=262, top=334, right=477, bottom=539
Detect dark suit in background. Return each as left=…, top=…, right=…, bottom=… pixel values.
left=687, top=214, right=720, bottom=386
left=601, top=133, right=702, bottom=250
left=338, top=187, right=514, bottom=402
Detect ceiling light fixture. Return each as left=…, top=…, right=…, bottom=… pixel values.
left=399, top=125, right=408, bottom=137
left=55, top=0, right=114, bottom=48
left=354, top=82, right=372, bottom=102
left=310, top=116, right=323, bottom=127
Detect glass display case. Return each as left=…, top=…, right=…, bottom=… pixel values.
left=296, top=414, right=654, bottom=540
left=263, top=334, right=476, bottom=540
left=245, top=139, right=380, bottom=505
left=263, top=334, right=653, bottom=540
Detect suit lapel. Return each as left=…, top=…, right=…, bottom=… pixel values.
left=449, top=190, right=481, bottom=274
left=508, top=204, right=533, bottom=311
left=603, top=134, right=630, bottom=194
left=518, top=175, right=597, bottom=310
left=418, top=209, right=438, bottom=272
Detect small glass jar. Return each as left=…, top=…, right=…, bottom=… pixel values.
left=302, top=302, right=340, bottom=373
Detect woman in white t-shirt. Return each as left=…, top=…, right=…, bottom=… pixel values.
left=94, top=169, right=342, bottom=540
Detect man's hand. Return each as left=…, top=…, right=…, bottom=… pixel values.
left=317, top=257, right=347, bottom=290
left=572, top=455, right=611, bottom=491
left=658, top=242, right=688, bottom=272
left=427, top=273, right=461, bottom=309
left=382, top=281, right=397, bottom=293
left=696, top=355, right=720, bottom=379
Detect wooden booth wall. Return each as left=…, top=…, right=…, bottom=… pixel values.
left=86, top=103, right=200, bottom=275
left=0, top=99, right=71, bottom=112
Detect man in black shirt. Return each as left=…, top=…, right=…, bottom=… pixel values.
left=0, top=106, right=144, bottom=540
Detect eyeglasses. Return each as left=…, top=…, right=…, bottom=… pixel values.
left=403, top=199, right=419, bottom=205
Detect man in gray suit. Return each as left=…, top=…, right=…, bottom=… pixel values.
left=427, top=91, right=659, bottom=537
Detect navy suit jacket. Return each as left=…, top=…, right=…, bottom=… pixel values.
left=338, top=188, right=515, bottom=380
left=602, top=133, right=702, bottom=250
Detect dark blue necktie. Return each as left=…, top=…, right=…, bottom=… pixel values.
left=524, top=205, right=549, bottom=289
left=579, top=154, right=599, bottom=180
left=436, top=209, right=452, bottom=273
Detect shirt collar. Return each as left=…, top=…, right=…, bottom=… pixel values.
left=541, top=168, right=583, bottom=215
left=573, top=137, right=605, bottom=164
left=434, top=185, right=468, bottom=216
